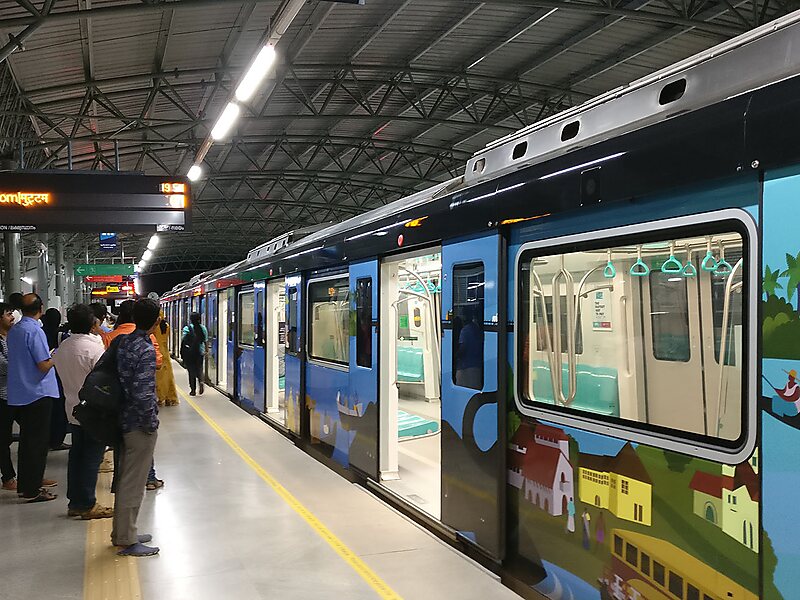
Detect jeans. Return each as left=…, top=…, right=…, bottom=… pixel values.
left=186, top=355, right=204, bottom=393
left=67, top=424, right=107, bottom=511
left=16, top=397, right=53, bottom=498
left=147, top=460, right=157, bottom=483
left=0, top=398, right=16, bottom=483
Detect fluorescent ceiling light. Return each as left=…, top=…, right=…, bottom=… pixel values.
left=143, top=249, right=153, bottom=262
left=235, top=44, right=277, bottom=102
left=138, top=261, right=147, bottom=271
left=211, top=102, right=241, bottom=141
left=147, top=235, right=160, bottom=251
left=20, top=276, right=33, bottom=285
left=187, top=165, right=202, bottom=181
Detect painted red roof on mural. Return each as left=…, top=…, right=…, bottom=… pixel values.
left=688, top=462, right=759, bottom=502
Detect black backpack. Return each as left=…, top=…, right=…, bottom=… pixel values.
left=181, top=325, right=204, bottom=361
left=73, top=336, right=125, bottom=445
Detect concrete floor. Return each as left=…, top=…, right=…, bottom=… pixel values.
left=0, top=362, right=521, bottom=600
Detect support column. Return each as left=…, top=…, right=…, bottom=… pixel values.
left=36, top=233, right=49, bottom=306
left=55, top=234, right=66, bottom=305
left=3, top=233, right=21, bottom=297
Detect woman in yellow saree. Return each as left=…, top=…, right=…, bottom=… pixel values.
left=154, top=312, right=179, bottom=406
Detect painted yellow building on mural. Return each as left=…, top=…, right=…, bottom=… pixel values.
left=578, top=443, right=652, bottom=526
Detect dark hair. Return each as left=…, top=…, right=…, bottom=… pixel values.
left=0, top=301, right=12, bottom=316
left=9, top=293, right=23, bottom=310
left=67, top=303, right=95, bottom=335
left=189, top=311, right=204, bottom=343
left=89, top=302, right=108, bottom=322
left=133, top=298, right=160, bottom=331
left=159, top=319, right=168, bottom=335
left=41, top=307, right=62, bottom=349
left=21, top=293, right=43, bottom=317
left=115, top=300, right=135, bottom=328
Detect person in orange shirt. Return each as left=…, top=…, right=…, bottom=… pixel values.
left=103, top=301, right=162, bottom=368
left=105, top=300, right=164, bottom=490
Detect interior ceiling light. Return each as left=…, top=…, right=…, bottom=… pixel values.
left=142, top=249, right=153, bottom=262
left=210, top=102, right=241, bottom=141
left=187, top=165, right=202, bottom=181
left=235, top=44, right=277, bottom=102
left=147, top=235, right=160, bottom=251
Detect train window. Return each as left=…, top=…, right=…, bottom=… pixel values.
left=452, top=263, right=484, bottom=390
left=625, top=542, right=638, bottom=567
left=686, top=584, right=700, bottom=600
left=287, top=287, right=299, bottom=354
left=653, top=561, right=666, bottom=586
left=669, top=572, right=684, bottom=598
left=308, top=277, right=350, bottom=366
left=649, top=271, right=690, bottom=362
left=356, top=278, right=372, bottom=368
left=640, top=552, right=651, bottom=576
left=239, top=292, right=255, bottom=347
left=255, top=289, right=265, bottom=348
left=515, top=211, right=755, bottom=462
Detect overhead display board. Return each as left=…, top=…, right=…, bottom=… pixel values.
left=99, top=232, right=118, bottom=252
left=75, top=263, right=135, bottom=277
left=0, top=170, right=190, bottom=232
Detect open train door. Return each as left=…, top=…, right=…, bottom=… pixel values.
left=441, top=233, right=504, bottom=560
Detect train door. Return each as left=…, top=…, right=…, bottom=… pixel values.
left=347, top=261, right=379, bottom=478
left=236, top=287, right=256, bottom=409
left=305, top=273, right=351, bottom=465
left=440, top=234, right=503, bottom=557
left=379, top=248, right=442, bottom=518
left=206, top=291, right=218, bottom=385
left=265, top=278, right=287, bottom=425
left=253, top=282, right=266, bottom=413
left=284, top=276, right=303, bottom=435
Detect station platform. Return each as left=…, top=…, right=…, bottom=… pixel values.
left=2, top=361, right=520, bottom=600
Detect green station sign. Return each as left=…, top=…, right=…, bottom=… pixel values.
left=75, top=263, right=136, bottom=277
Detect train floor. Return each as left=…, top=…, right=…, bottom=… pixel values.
left=1, top=361, right=519, bottom=600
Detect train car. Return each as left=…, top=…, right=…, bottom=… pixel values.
left=161, top=12, right=800, bottom=600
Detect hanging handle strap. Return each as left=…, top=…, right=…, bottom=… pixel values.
left=630, top=245, right=650, bottom=276
left=604, top=249, right=616, bottom=278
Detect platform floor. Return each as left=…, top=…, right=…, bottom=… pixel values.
left=1, top=361, right=520, bottom=600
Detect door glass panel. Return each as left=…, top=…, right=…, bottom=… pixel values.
left=355, top=278, right=372, bottom=368
left=308, top=277, right=349, bottom=365
left=239, top=292, right=255, bottom=347
left=287, top=287, right=298, bottom=354
left=452, top=263, right=484, bottom=390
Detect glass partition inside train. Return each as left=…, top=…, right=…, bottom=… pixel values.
left=516, top=226, right=749, bottom=450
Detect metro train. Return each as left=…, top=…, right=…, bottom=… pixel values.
left=162, top=13, right=800, bottom=600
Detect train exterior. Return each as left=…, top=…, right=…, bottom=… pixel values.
left=162, top=13, right=800, bottom=600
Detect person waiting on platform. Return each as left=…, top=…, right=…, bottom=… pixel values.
left=7, top=293, right=59, bottom=502
left=9, top=292, right=23, bottom=325
left=0, top=302, right=18, bottom=491
left=42, top=307, right=70, bottom=452
left=53, top=304, right=112, bottom=519
left=90, top=302, right=112, bottom=334
left=181, top=312, right=208, bottom=396
left=112, top=298, right=162, bottom=557
left=153, top=312, right=178, bottom=406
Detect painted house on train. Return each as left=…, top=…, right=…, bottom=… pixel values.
left=578, top=443, right=652, bottom=526
left=508, top=423, right=574, bottom=517
left=689, top=453, right=759, bottom=551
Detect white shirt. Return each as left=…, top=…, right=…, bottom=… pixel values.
left=52, top=333, right=105, bottom=425
left=11, top=310, right=21, bottom=325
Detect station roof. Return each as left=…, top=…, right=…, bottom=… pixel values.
left=0, top=0, right=791, bottom=274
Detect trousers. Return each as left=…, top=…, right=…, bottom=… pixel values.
left=0, top=398, right=17, bottom=483
left=67, top=424, right=107, bottom=511
left=16, top=397, right=53, bottom=498
left=111, top=430, right=157, bottom=547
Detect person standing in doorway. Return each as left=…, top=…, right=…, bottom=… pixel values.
left=181, top=312, right=208, bottom=396
left=7, top=293, right=59, bottom=502
left=53, top=304, right=112, bottom=519
left=0, top=302, right=18, bottom=491
left=111, top=298, right=162, bottom=556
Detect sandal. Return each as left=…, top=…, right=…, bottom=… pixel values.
left=146, top=479, right=164, bottom=491
left=25, top=489, right=58, bottom=503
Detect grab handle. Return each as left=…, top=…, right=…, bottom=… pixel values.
left=701, top=237, right=718, bottom=271
left=604, top=249, right=616, bottom=279
left=630, top=245, right=650, bottom=276
left=682, top=247, right=696, bottom=277
left=660, top=242, right=683, bottom=274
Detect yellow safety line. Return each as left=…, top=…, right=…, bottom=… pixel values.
left=177, top=387, right=403, bottom=600
left=83, top=468, right=142, bottom=600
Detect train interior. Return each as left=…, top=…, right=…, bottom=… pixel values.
left=264, top=278, right=287, bottom=426
left=379, top=248, right=443, bottom=518
left=521, top=231, right=744, bottom=441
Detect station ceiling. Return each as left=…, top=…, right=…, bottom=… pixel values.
left=0, top=0, right=793, bottom=274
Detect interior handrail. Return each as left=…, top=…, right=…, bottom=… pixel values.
left=714, top=257, right=744, bottom=437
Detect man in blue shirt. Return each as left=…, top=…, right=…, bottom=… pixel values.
left=111, top=298, right=161, bottom=556
left=7, top=293, right=60, bottom=502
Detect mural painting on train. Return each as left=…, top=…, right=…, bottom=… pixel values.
left=761, top=171, right=800, bottom=600
left=506, top=416, right=768, bottom=600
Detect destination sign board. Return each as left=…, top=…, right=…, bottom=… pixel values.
left=0, top=171, right=190, bottom=232
left=85, top=275, right=123, bottom=283
left=75, top=264, right=136, bottom=277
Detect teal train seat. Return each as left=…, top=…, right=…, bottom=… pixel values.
left=531, top=360, right=620, bottom=416
left=397, top=346, right=425, bottom=383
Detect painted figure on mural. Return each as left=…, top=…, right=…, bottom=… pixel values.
left=771, top=369, right=800, bottom=417
left=566, top=498, right=576, bottom=533
left=581, top=509, right=591, bottom=550
left=595, top=510, right=606, bottom=545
